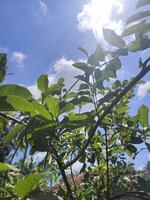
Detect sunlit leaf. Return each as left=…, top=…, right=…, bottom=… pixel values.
left=37, top=74, right=48, bottom=93
left=0, top=84, right=32, bottom=100
left=137, top=104, right=149, bottom=127
left=13, top=173, right=44, bottom=198
left=0, top=162, right=18, bottom=172
left=46, top=96, right=59, bottom=118
left=0, top=95, right=35, bottom=113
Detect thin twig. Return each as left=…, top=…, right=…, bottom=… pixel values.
left=104, top=128, right=110, bottom=200
left=10, top=119, right=33, bottom=164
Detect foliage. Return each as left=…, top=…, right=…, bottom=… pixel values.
left=0, top=1, right=150, bottom=200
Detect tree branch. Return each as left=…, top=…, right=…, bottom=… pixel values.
left=0, top=112, right=27, bottom=125
left=110, top=191, right=150, bottom=200
left=49, top=142, right=75, bottom=200
left=63, top=63, right=150, bottom=169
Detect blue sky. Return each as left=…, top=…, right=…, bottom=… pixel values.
left=0, top=0, right=150, bottom=169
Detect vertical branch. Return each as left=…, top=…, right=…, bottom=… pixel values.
left=21, top=133, right=28, bottom=173
left=49, top=142, right=75, bottom=200
left=70, top=154, right=77, bottom=192
left=104, top=128, right=110, bottom=200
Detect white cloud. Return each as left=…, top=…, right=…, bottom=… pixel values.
left=27, top=85, right=41, bottom=98
left=27, top=57, right=81, bottom=98
left=39, top=0, right=48, bottom=15
left=77, top=0, right=124, bottom=40
left=137, top=81, right=150, bottom=99
left=48, top=57, right=81, bottom=89
left=11, top=51, right=27, bottom=67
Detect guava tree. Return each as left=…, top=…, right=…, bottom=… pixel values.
left=0, top=1, right=150, bottom=199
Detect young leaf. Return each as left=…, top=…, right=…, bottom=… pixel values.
left=126, top=11, right=150, bottom=25
left=13, top=173, right=44, bottom=198
left=0, top=84, right=32, bottom=100
left=137, top=104, right=149, bottom=127
left=88, top=44, right=105, bottom=65
left=37, top=74, right=48, bottom=93
left=122, top=23, right=150, bottom=37
left=103, top=28, right=126, bottom=48
left=136, top=0, right=150, bottom=8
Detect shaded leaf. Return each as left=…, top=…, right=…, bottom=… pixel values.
left=122, top=23, right=150, bottom=37
left=103, top=28, right=126, bottom=48
left=73, top=62, right=93, bottom=75
left=88, top=44, right=105, bottom=65
left=3, top=124, right=25, bottom=147
left=126, top=11, right=150, bottom=25
left=136, top=0, right=150, bottom=8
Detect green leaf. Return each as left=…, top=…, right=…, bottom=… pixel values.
left=32, top=100, right=52, bottom=120
left=146, top=142, right=150, bottom=151
left=122, top=23, right=150, bottom=37
left=137, top=176, right=150, bottom=193
left=37, top=74, right=48, bottom=93
left=111, top=48, right=128, bottom=57
left=0, top=84, right=32, bottom=100
left=103, top=28, right=126, bottom=48
left=0, top=162, right=18, bottom=172
left=28, top=191, right=63, bottom=200
left=88, top=44, right=105, bottom=65
left=68, top=113, right=88, bottom=121
left=137, top=104, right=149, bottom=127
left=13, top=173, right=44, bottom=198
left=0, top=95, right=35, bottom=113
left=126, top=11, right=150, bottom=25
left=3, top=124, right=25, bottom=147
left=45, top=96, right=59, bottom=117
left=0, top=53, right=7, bottom=67
left=73, top=62, right=93, bottom=75
left=59, top=102, right=75, bottom=114
left=129, top=35, right=150, bottom=52
left=0, top=53, right=7, bottom=83
left=136, top=0, right=150, bottom=8
left=79, top=83, right=89, bottom=90
left=130, top=136, right=143, bottom=144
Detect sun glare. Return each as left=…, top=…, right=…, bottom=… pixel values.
left=78, top=0, right=124, bottom=40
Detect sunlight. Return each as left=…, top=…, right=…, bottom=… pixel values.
left=78, top=0, right=124, bottom=40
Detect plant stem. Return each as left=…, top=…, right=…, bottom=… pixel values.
left=104, top=128, right=110, bottom=200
